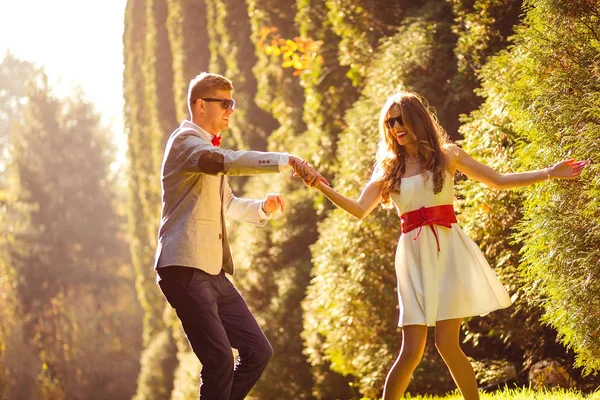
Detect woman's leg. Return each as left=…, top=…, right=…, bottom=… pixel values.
left=383, top=325, right=428, bottom=400
left=434, top=318, right=479, bottom=400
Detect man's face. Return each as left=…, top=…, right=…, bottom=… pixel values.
left=195, top=89, right=235, bottom=135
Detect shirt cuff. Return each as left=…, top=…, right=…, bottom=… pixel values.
left=278, top=153, right=291, bottom=171
left=258, top=200, right=271, bottom=220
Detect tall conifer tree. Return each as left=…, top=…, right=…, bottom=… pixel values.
left=124, top=1, right=178, bottom=398
left=1, top=62, right=140, bottom=399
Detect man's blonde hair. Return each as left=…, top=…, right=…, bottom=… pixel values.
left=188, top=72, right=234, bottom=115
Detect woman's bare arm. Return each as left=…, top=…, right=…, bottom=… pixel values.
left=454, top=146, right=587, bottom=190
left=316, top=179, right=383, bottom=219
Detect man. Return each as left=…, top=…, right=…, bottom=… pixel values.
left=154, top=72, right=322, bottom=400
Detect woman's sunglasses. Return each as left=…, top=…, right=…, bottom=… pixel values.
left=385, top=115, right=403, bottom=129
left=199, top=98, right=236, bottom=110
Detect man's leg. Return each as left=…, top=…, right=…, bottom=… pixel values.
left=217, top=274, right=273, bottom=400
left=158, top=266, right=234, bottom=400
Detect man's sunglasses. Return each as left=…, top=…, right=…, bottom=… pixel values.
left=385, top=115, right=404, bottom=129
left=198, top=98, right=236, bottom=110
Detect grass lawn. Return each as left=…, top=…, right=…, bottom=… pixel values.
left=396, top=387, right=600, bottom=399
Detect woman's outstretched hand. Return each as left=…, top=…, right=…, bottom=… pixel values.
left=549, top=159, right=589, bottom=180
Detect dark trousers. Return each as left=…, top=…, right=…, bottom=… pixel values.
left=158, top=266, right=273, bottom=400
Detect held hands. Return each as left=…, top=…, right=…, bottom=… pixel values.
left=548, top=159, right=589, bottom=180
left=289, top=155, right=330, bottom=187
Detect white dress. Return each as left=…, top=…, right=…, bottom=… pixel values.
left=390, top=171, right=512, bottom=326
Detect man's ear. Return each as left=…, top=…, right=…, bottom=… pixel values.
left=195, top=99, right=205, bottom=114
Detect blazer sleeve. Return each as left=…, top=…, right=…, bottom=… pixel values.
left=173, top=132, right=288, bottom=176
left=223, top=177, right=266, bottom=226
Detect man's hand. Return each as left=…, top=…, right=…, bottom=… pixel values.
left=262, top=193, right=285, bottom=214
left=289, top=155, right=329, bottom=187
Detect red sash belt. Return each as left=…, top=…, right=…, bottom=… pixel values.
left=400, top=205, right=457, bottom=252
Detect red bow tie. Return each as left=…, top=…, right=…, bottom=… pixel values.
left=211, top=135, right=222, bottom=147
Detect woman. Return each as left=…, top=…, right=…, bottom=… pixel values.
left=302, top=91, right=587, bottom=399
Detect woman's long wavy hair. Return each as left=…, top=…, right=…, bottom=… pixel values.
left=374, top=91, right=449, bottom=207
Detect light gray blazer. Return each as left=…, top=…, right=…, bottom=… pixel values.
left=154, top=120, right=288, bottom=275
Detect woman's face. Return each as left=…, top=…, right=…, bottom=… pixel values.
left=385, top=104, right=413, bottom=147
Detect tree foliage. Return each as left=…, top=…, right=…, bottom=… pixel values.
left=507, top=0, right=600, bottom=373
left=205, top=0, right=277, bottom=152
left=226, top=1, right=316, bottom=399
left=124, top=1, right=179, bottom=398
left=447, top=0, right=524, bottom=116
left=324, top=0, right=424, bottom=86
left=0, top=56, right=141, bottom=399
left=457, top=0, right=600, bottom=384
